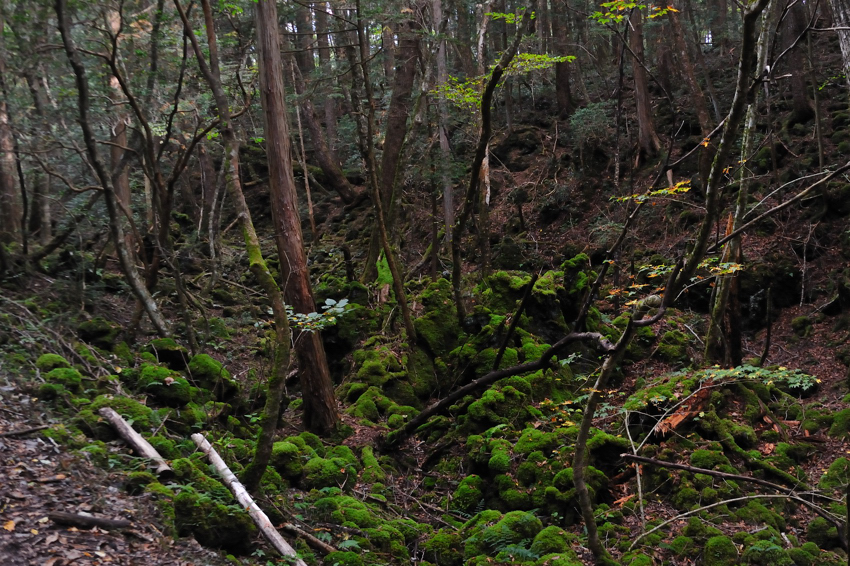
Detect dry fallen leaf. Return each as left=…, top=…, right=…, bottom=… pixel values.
left=3, top=520, right=15, bottom=531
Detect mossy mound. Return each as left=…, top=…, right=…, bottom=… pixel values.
left=187, top=354, right=239, bottom=400
left=451, top=474, right=485, bottom=514
left=143, top=338, right=189, bottom=370
left=138, top=363, right=193, bottom=406
left=44, top=367, right=84, bottom=394
left=703, top=535, right=738, bottom=566
left=414, top=278, right=460, bottom=359
left=270, top=441, right=304, bottom=479
left=173, top=487, right=256, bottom=554
left=35, top=354, right=70, bottom=372
left=303, top=456, right=357, bottom=490
left=77, top=317, right=119, bottom=349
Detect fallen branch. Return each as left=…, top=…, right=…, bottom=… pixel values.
left=48, top=512, right=131, bottom=531
left=98, top=408, right=174, bottom=479
left=191, top=433, right=307, bottom=566
left=0, top=424, right=50, bottom=437
left=623, top=453, right=848, bottom=551
left=281, top=523, right=337, bottom=555
left=621, top=453, right=833, bottom=501
left=384, top=331, right=615, bottom=447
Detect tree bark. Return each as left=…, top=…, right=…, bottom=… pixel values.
left=829, top=0, right=850, bottom=88
left=0, top=8, right=20, bottom=245
left=629, top=9, right=661, bottom=161
left=255, top=0, right=340, bottom=436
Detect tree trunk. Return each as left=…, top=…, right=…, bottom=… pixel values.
left=362, top=13, right=421, bottom=282
left=629, top=9, right=661, bottom=160
left=830, top=0, right=850, bottom=89
left=433, top=0, right=454, bottom=245
left=0, top=9, right=20, bottom=245
left=786, top=2, right=814, bottom=125
left=56, top=0, right=170, bottom=337
left=255, top=0, right=341, bottom=436
left=553, top=0, right=575, bottom=117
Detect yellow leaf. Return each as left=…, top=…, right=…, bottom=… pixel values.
left=30, top=529, right=38, bottom=535
left=3, top=520, right=15, bottom=532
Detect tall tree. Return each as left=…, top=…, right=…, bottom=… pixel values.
left=0, top=6, right=20, bottom=245
left=256, top=0, right=341, bottom=435
left=629, top=8, right=661, bottom=161
left=829, top=0, right=850, bottom=88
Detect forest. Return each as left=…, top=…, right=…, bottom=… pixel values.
left=1, top=0, right=850, bottom=564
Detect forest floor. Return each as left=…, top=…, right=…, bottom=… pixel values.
left=0, top=368, right=248, bottom=566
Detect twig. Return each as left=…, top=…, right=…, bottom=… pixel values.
left=0, top=424, right=49, bottom=437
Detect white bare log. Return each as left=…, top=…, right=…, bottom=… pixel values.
left=191, top=433, right=307, bottom=565
left=97, top=407, right=173, bottom=478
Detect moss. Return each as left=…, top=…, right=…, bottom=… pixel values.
left=787, top=547, right=816, bottom=566
left=188, top=354, right=239, bottom=400
left=41, top=424, right=88, bottom=449
left=323, top=551, right=363, bottom=566
left=828, top=408, right=850, bottom=438
left=488, top=449, right=511, bottom=474
left=143, top=338, right=188, bottom=370
left=145, top=435, right=178, bottom=459
left=303, top=457, right=356, bottom=490
left=690, top=450, right=730, bottom=470
left=36, top=354, right=71, bottom=372
left=465, top=511, right=542, bottom=558
left=413, top=279, right=460, bottom=358
left=78, top=317, right=119, bottom=349
left=423, top=530, right=463, bottom=566
left=44, top=367, right=84, bottom=395
left=173, top=488, right=256, bottom=554
left=735, top=500, right=785, bottom=531
left=703, top=535, right=738, bottom=566
left=673, top=486, right=700, bottom=510
left=270, top=441, right=303, bottom=479
left=819, top=457, right=850, bottom=491
left=515, top=428, right=559, bottom=455
left=112, top=341, right=133, bottom=366
left=529, top=525, right=575, bottom=555
left=655, top=330, right=691, bottom=363
left=807, top=516, right=840, bottom=549
left=683, top=516, right=723, bottom=540
left=315, top=495, right=379, bottom=528
left=125, top=471, right=157, bottom=495
left=406, top=346, right=438, bottom=399
left=791, top=315, right=813, bottom=337
left=360, top=446, right=386, bottom=484
left=741, top=540, right=793, bottom=565
left=89, top=395, right=155, bottom=431
left=326, top=445, right=360, bottom=470
left=79, top=443, right=109, bottom=466
left=451, top=475, right=484, bottom=514
left=669, top=535, right=696, bottom=556
left=138, top=364, right=193, bottom=406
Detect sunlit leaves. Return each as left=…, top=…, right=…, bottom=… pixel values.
left=611, top=180, right=692, bottom=203
left=590, top=2, right=677, bottom=25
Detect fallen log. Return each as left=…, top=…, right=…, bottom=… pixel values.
left=97, top=407, right=174, bottom=479
left=191, top=433, right=307, bottom=566
left=48, top=512, right=131, bottom=531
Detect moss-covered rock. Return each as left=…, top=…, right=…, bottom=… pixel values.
left=414, top=278, right=460, bottom=359
left=270, top=441, right=303, bottom=479
left=44, top=367, right=84, bottom=395
left=138, top=364, right=193, bottom=406
left=78, top=317, right=119, bottom=349
left=807, top=516, right=840, bottom=549
left=125, top=471, right=157, bottom=495
left=655, top=330, right=691, bottom=364
left=173, top=488, right=256, bottom=554
left=828, top=408, right=850, bottom=438
left=143, top=338, right=189, bottom=370
left=741, top=539, right=793, bottom=565
left=703, top=535, right=738, bottom=566
left=36, top=354, right=71, bottom=372
left=360, top=446, right=386, bottom=484
left=819, top=457, right=850, bottom=491
left=187, top=354, right=239, bottom=400
left=303, top=456, right=356, bottom=490
left=529, top=525, right=576, bottom=556
left=451, top=475, right=484, bottom=514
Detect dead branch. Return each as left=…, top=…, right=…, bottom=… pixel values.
left=98, top=407, right=174, bottom=479
left=191, top=433, right=307, bottom=565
